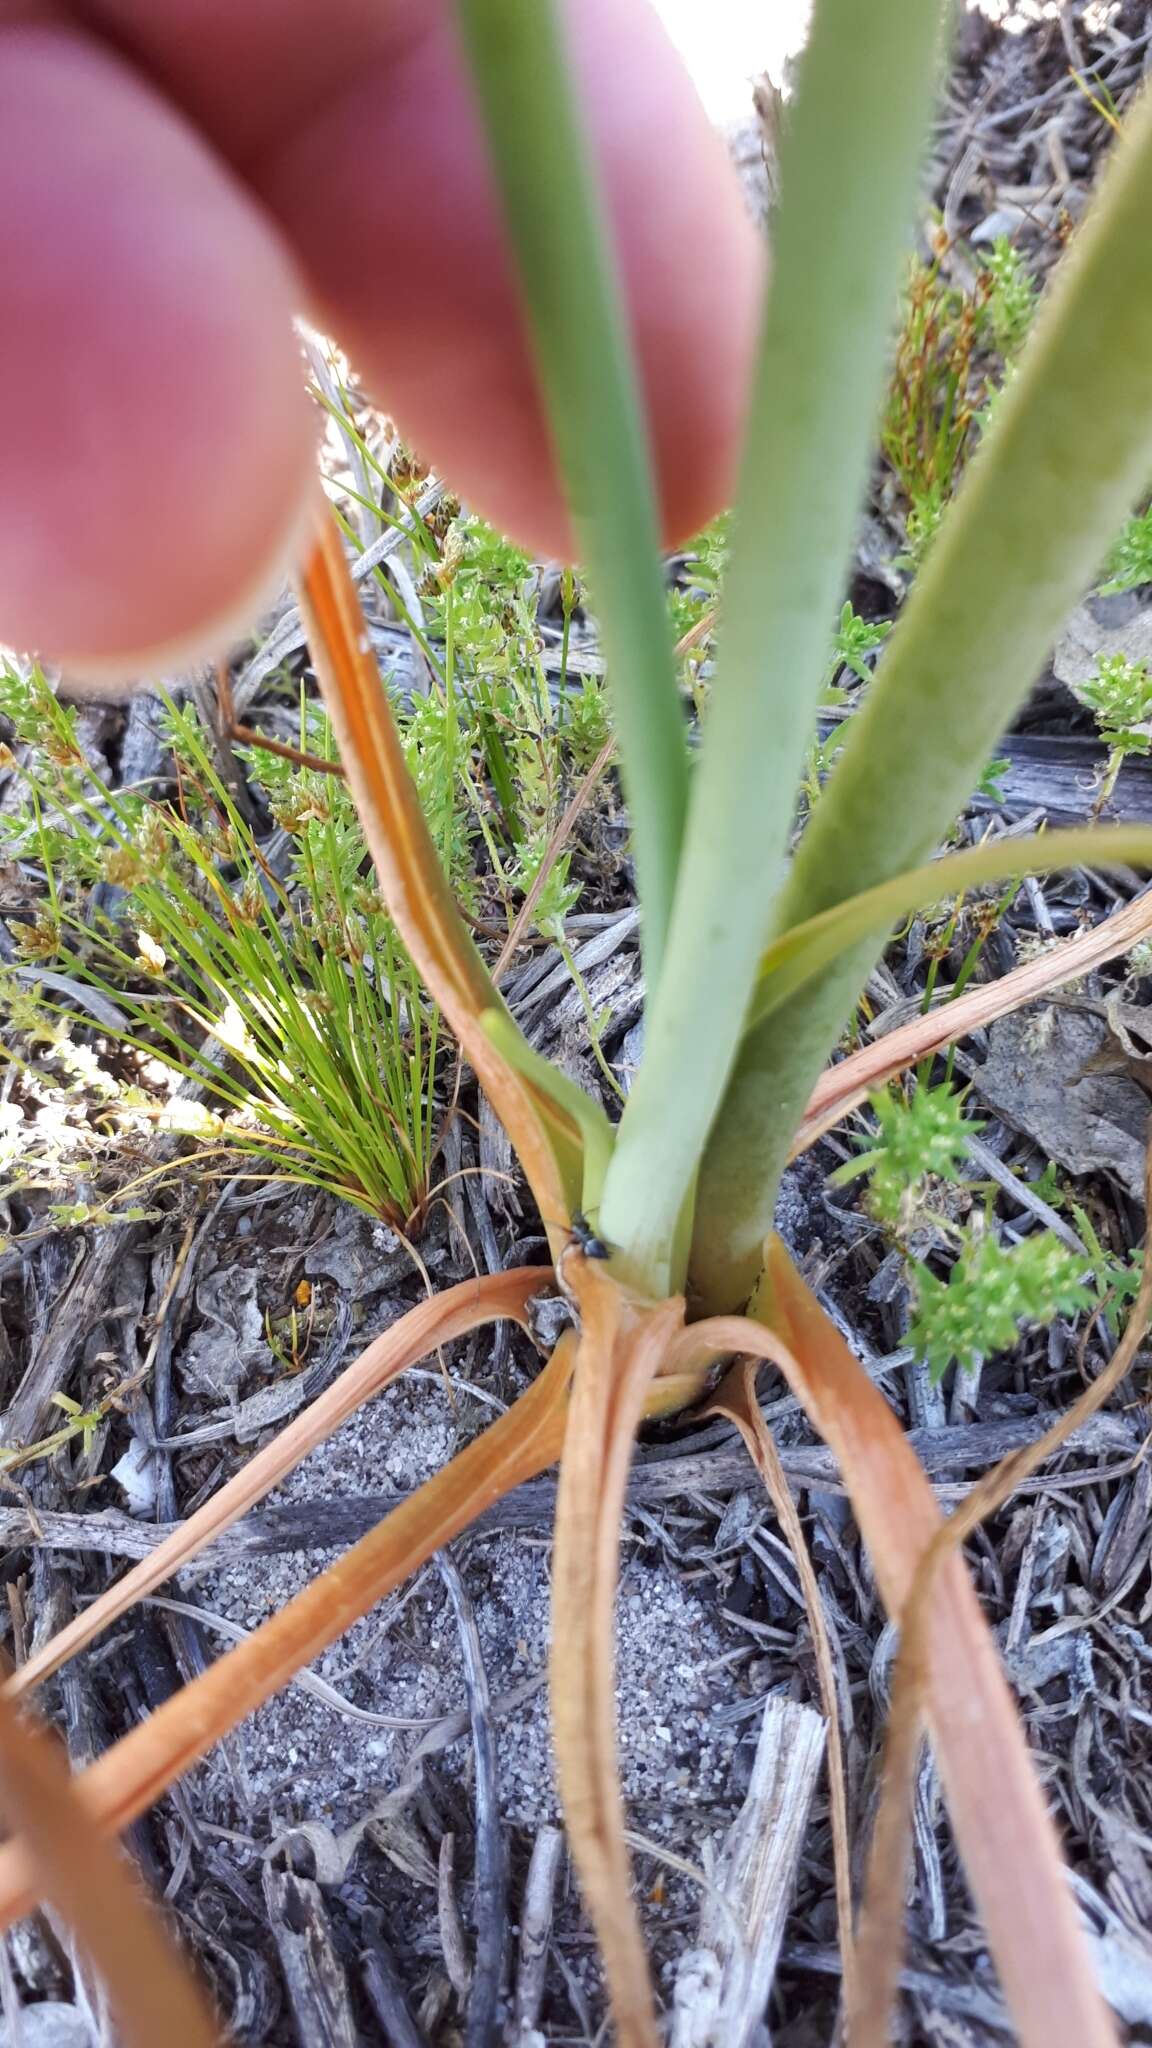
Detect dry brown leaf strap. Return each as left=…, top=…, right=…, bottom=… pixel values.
left=707, top=1358, right=856, bottom=2015
left=8, top=1265, right=549, bottom=1700
left=0, top=1687, right=220, bottom=2047
left=666, top=1238, right=1116, bottom=2048
left=550, top=1266, right=686, bottom=2048
left=299, top=509, right=581, bottom=1229
left=850, top=1149, right=1152, bottom=2048
left=792, top=885, right=1152, bottom=1158
left=0, top=1332, right=579, bottom=1928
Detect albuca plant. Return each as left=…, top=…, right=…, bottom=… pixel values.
left=9, top=5, right=1152, bottom=2046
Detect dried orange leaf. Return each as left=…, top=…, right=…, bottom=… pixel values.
left=0, top=1335, right=577, bottom=1927
left=792, top=885, right=1152, bottom=1156
left=9, top=1265, right=549, bottom=1700
left=299, top=511, right=581, bottom=1228
left=0, top=1689, right=219, bottom=2047
left=550, top=1267, right=685, bottom=2048
left=669, top=1242, right=1116, bottom=2048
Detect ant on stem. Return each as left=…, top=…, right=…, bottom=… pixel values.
left=548, top=1209, right=614, bottom=1308
left=568, top=1210, right=612, bottom=1261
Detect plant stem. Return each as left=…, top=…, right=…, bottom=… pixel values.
left=455, top=0, right=687, bottom=984
left=694, top=81, right=1152, bottom=1308
left=599, top=0, right=949, bottom=1292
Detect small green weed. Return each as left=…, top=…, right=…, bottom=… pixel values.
left=833, top=1080, right=976, bottom=1230
left=839, top=1079, right=1092, bottom=1379
left=826, top=600, right=892, bottom=690
left=976, top=754, right=1012, bottom=803
left=884, top=235, right=1036, bottom=562
left=1099, top=502, right=1152, bottom=593
left=908, top=1228, right=1090, bottom=1380
left=1071, top=649, right=1152, bottom=809
left=420, top=513, right=610, bottom=934
left=1076, top=651, right=1152, bottom=748
left=1069, top=1201, right=1145, bottom=1334
left=669, top=513, right=729, bottom=648
left=0, top=668, right=442, bottom=1229
left=980, top=234, right=1037, bottom=359
left=0, top=1389, right=115, bottom=1481
left=883, top=253, right=986, bottom=558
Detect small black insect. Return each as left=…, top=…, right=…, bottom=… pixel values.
left=569, top=1210, right=612, bottom=1261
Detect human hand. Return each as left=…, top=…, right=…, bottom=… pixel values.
left=0, top=0, right=760, bottom=675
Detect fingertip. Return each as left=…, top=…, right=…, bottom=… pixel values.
left=254, top=0, right=761, bottom=564
left=0, top=27, right=316, bottom=671
left=55, top=485, right=318, bottom=699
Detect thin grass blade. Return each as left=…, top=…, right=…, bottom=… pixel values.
left=454, top=0, right=687, bottom=980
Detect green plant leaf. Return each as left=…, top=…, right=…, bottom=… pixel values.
left=775, top=85, right=1152, bottom=935
left=696, top=82, right=1152, bottom=1309
left=454, top=0, right=687, bottom=983
left=598, top=0, right=950, bottom=1293
left=750, top=824, right=1152, bottom=1026
left=479, top=1008, right=614, bottom=1213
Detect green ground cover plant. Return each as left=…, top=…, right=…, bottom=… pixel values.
left=882, top=231, right=1036, bottom=561
left=1073, top=647, right=1152, bottom=809
left=0, top=667, right=441, bottom=1230
left=835, top=1079, right=1093, bottom=1380
left=0, top=518, right=611, bottom=1233
left=1101, top=499, right=1152, bottom=590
